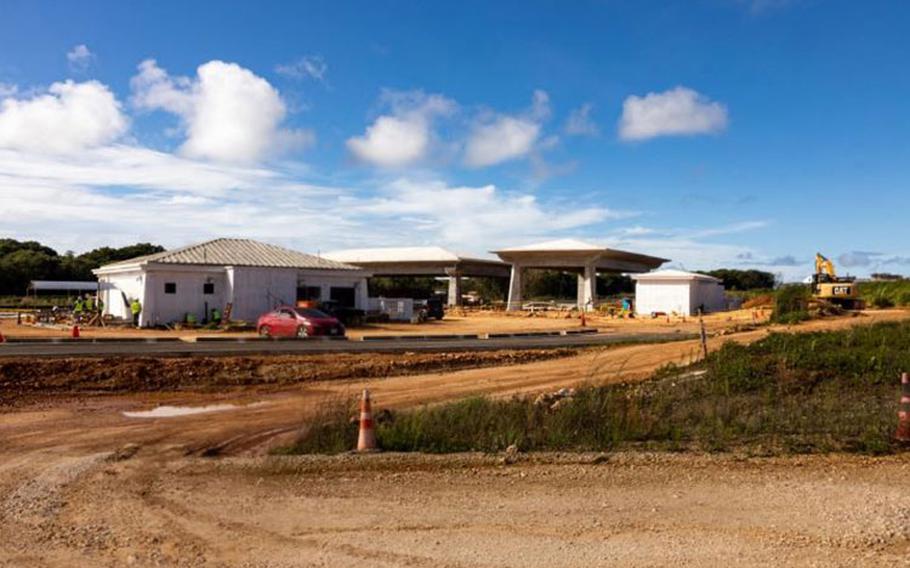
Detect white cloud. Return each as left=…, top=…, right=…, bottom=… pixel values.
left=464, top=90, right=550, bottom=168
left=0, top=83, right=18, bottom=98
left=464, top=117, right=539, bottom=168
left=530, top=90, right=551, bottom=121
left=618, top=86, right=728, bottom=141
left=564, top=103, right=599, bottom=136
left=0, top=80, right=127, bottom=154
left=0, top=144, right=350, bottom=253
left=352, top=178, right=620, bottom=249
left=275, top=55, right=327, bottom=82
left=0, top=144, right=618, bottom=256
left=346, top=90, right=456, bottom=168
left=131, top=59, right=312, bottom=164
left=67, top=44, right=94, bottom=72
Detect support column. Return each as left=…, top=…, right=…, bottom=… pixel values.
left=506, top=264, right=523, bottom=311
left=445, top=268, right=463, bottom=307
left=577, top=263, right=597, bottom=312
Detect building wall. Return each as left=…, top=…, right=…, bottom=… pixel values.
left=298, top=271, right=369, bottom=309
left=97, top=270, right=144, bottom=322
left=226, top=266, right=298, bottom=322
left=144, top=268, right=228, bottom=326
left=692, top=280, right=727, bottom=314
left=635, top=280, right=694, bottom=316
left=99, top=264, right=369, bottom=326
left=635, top=279, right=727, bottom=316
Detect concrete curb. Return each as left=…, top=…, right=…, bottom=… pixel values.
left=360, top=333, right=481, bottom=342
left=487, top=328, right=599, bottom=339
left=194, top=336, right=348, bottom=343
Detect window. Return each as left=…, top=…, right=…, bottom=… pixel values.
left=330, top=286, right=356, bottom=307
left=296, top=286, right=322, bottom=301
left=203, top=282, right=215, bottom=295
left=164, top=282, right=176, bottom=294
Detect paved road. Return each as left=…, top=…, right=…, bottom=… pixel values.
left=0, top=331, right=693, bottom=358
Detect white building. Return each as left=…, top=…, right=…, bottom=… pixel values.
left=93, top=238, right=369, bottom=327
left=631, top=269, right=727, bottom=317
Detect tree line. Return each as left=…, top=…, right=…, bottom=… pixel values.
left=0, top=239, right=164, bottom=296
left=697, top=269, right=776, bottom=291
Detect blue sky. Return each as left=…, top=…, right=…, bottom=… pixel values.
left=0, top=0, right=908, bottom=280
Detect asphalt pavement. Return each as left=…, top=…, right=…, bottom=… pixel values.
left=0, top=331, right=694, bottom=358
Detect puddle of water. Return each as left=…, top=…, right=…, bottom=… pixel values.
left=123, top=402, right=263, bottom=418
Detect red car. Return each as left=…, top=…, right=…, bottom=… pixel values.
left=256, top=306, right=346, bottom=338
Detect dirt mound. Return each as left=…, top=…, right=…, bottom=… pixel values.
left=743, top=294, right=774, bottom=309
left=0, top=349, right=575, bottom=404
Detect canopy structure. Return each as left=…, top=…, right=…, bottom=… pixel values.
left=28, top=280, right=98, bottom=294
left=492, top=239, right=668, bottom=311
left=323, top=246, right=511, bottom=306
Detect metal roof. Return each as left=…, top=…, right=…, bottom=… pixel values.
left=631, top=269, right=721, bottom=282
left=28, top=280, right=98, bottom=291
left=99, top=238, right=361, bottom=271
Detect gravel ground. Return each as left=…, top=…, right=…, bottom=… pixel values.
left=1, top=450, right=909, bottom=567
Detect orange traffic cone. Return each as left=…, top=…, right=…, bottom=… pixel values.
left=356, top=389, right=378, bottom=452
left=896, top=372, right=910, bottom=443
left=71, top=325, right=80, bottom=339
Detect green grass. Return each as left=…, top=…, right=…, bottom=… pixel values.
left=280, top=321, right=910, bottom=456
left=0, top=295, right=75, bottom=308
left=771, top=284, right=811, bottom=324
left=858, top=280, right=910, bottom=308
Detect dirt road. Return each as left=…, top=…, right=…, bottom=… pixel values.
left=2, top=310, right=909, bottom=566
left=2, top=450, right=909, bottom=567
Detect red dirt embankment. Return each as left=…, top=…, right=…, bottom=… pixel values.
left=0, top=349, right=575, bottom=405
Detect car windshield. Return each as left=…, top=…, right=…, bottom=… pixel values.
left=295, top=308, right=330, bottom=318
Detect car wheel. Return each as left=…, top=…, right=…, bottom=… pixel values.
left=259, top=325, right=271, bottom=337
left=296, top=325, right=309, bottom=338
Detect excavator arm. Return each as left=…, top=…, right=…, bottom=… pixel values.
left=815, top=253, right=837, bottom=278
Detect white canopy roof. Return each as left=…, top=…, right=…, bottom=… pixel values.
left=324, top=246, right=500, bottom=264
left=494, top=238, right=604, bottom=253
left=631, top=269, right=721, bottom=282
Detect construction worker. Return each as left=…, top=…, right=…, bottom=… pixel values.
left=97, top=297, right=104, bottom=314
left=73, top=297, right=84, bottom=322
left=130, top=298, right=142, bottom=327
left=84, top=294, right=94, bottom=312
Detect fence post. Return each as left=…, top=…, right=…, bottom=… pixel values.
left=897, top=372, right=910, bottom=443
left=698, top=310, right=708, bottom=361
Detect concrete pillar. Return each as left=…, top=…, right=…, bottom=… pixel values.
left=355, top=278, right=369, bottom=310
left=445, top=269, right=463, bottom=307
left=577, top=263, right=597, bottom=312
left=506, top=264, right=523, bottom=311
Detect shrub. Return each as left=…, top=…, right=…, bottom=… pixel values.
left=772, top=284, right=811, bottom=323
left=872, top=294, right=895, bottom=309
left=859, top=280, right=910, bottom=309
left=281, top=321, right=910, bottom=456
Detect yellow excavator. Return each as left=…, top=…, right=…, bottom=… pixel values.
left=811, top=253, right=865, bottom=310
